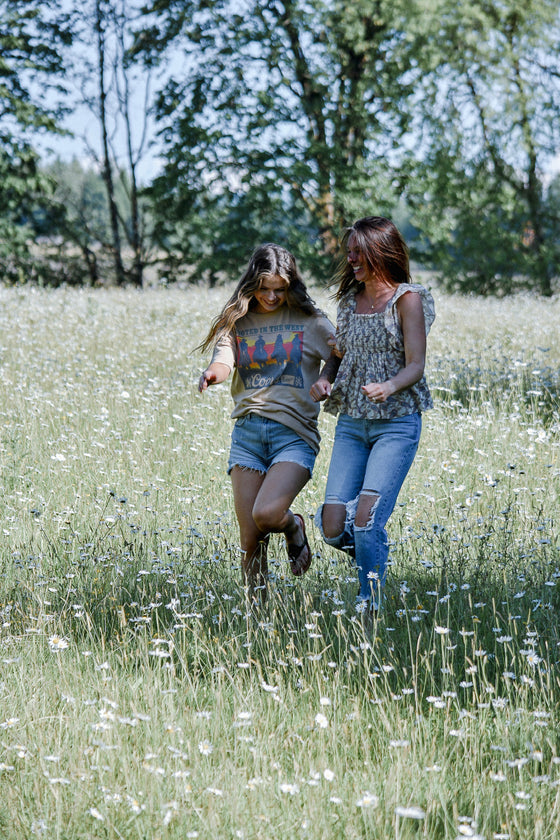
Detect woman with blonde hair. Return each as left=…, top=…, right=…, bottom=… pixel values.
left=199, top=243, right=334, bottom=596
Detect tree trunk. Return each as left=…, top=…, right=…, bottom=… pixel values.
left=96, top=0, right=126, bottom=286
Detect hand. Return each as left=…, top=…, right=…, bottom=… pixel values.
left=361, top=381, right=393, bottom=403
left=328, top=335, right=343, bottom=358
left=198, top=369, right=217, bottom=392
left=310, top=378, right=332, bottom=402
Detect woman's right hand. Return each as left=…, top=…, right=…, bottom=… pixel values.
left=198, top=369, right=217, bottom=392
left=310, top=378, right=332, bottom=402
left=198, top=362, right=231, bottom=392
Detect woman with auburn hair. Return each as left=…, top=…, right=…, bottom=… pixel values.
left=311, top=217, right=435, bottom=614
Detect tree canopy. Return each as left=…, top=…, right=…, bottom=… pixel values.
left=0, top=0, right=72, bottom=281
left=1, top=0, right=559, bottom=293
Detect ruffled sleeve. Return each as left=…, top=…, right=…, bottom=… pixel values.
left=384, top=283, right=435, bottom=338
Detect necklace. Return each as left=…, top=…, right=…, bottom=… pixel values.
left=364, top=292, right=383, bottom=312
left=362, top=285, right=393, bottom=313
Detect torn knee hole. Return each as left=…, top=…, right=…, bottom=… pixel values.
left=355, top=491, right=380, bottom=529
left=320, top=503, right=346, bottom=539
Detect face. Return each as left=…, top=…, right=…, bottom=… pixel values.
left=253, top=274, right=288, bottom=313
left=347, top=234, right=371, bottom=283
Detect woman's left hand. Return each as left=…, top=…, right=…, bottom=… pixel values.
left=361, top=381, right=394, bottom=403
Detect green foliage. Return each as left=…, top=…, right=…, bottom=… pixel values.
left=406, top=0, right=560, bottom=295
left=0, top=136, right=56, bottom=283
left=139, top=0, right=415, bottom=281
left=2, top=0, right=560, bottom=292
left=0, top=0, right=72, bottom=283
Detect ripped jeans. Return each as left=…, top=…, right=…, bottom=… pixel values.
left=316, top=413, right=422, bottom=604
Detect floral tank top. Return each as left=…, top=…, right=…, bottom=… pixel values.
left=324, top=283, right=435, bottom=420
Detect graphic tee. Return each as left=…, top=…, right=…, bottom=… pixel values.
left=211, top=307, right=334, bottom=452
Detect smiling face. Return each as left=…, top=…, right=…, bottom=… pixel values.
left=253, top=274, right=288, bottom=313
left=346, top=234, right=372, bottom=284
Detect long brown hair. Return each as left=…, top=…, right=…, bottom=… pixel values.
left=198, top=243, right=320, bottom=352
left=333, top=216, right=411, bottom=301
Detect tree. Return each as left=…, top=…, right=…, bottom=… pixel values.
left=36, top=159, right=118, bottom=286
left=405, top=0, right=560, bottom=295
left=94, top=0, right=126, bottom=285
left=64, top=0, right=156, bottom=286
left=0, top=0, right=72, bottom=282
left=138, top=0, right=418, bottom=280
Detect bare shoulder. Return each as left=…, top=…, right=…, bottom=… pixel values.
left=396, top=288, right=424, bottom=315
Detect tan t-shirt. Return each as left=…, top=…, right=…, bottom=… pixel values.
left=211, top=307, right=334, bottom=453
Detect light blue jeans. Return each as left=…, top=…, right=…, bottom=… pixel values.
left=316, top=413, right=422, bottom=605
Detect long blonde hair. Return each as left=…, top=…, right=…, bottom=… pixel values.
left=198, top=243, right=320, bottom=352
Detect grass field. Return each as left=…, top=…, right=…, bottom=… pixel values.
left=0, top=282, right=559, bottom=839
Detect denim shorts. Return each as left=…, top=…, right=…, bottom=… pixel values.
left=227, top=413, right=316, bottom=476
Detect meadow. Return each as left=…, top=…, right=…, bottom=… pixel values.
left=0, top=282, right=559, bottom=840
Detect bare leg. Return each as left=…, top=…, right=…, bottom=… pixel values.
left=230, top=467, right=269, bottom=594
left=231, top=462, right=311, bottom=589
left=321, top=503, right=347, bottom=540
left=251, top=462, right=309, bottom=536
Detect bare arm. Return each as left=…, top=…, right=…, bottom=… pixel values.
left=310, top=351, right=342, bottom=402
left=361, top=292, right=427, bottom=403
left=198, top=362, right=231, bottom=392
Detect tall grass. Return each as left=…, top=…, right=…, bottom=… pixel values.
left=0, top=284, right=559, bottom=839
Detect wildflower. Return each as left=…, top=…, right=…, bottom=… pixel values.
left=246, top=777, right=263, bottom=790
left=395, top=805, right=426, bottom=819
left=88, top=808, right=105, bottom=821
left=314, top=713, right=329, bottom=729
left=524, top=652, right=542, bottom=666
left=357, top=792, right=379, bottom=808
left=198, top=740, right=213, bottom=756
left=457, top=828, right=484, bottom=839
left=279, top=783, right=300, bottom=795
left=323, top=769, right=335, bottom=781
left=48, top=635, right=69, bottom=652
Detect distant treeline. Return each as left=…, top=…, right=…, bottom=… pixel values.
left=1, top=0, right=560, bottom=294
